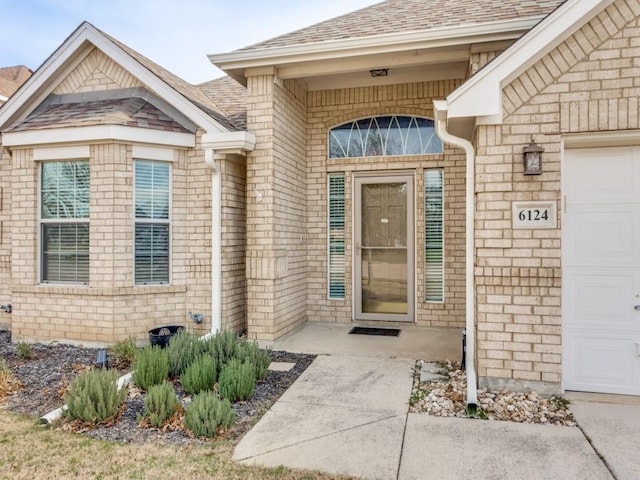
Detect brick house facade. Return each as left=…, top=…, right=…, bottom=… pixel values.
left=1, top=0, right=638, bottom=401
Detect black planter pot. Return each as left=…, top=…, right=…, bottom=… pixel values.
left=148, top=325, right=184, bottom=348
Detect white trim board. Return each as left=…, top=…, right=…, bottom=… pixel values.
left=2, top=125, right=195, bottom=148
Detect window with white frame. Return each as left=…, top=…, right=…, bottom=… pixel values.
left=40, top=161, right=90, bottom=284
left=329, top=115, right=442, bottom=158
left=134, top=160, right=170, bottom=285
left=424, top=169, right=444, bottom=302
left=328, top=174, right=346, bottom=299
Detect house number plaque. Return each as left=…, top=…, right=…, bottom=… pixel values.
left=512, top=201, right=557, bottom=229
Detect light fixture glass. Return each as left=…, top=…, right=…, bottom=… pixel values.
left=523, top=138, right=544, bottom=175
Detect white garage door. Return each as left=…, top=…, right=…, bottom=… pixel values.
left=563, top=146, right=640, bottom=395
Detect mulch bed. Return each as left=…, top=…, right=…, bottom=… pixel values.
left=0, top=330, right=315, bottom=445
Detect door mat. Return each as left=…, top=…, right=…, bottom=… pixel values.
left=348, top=327, right=401, bottom=337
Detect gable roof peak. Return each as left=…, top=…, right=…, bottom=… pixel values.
left=0, top=21, right=238, bottom=134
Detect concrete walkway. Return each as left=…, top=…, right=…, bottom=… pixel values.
left=235, top=352, right=638, bottom=480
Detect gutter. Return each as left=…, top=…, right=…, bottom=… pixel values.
left=433, top=100, right=478, bottom=409
left=200, top=131, right=256, bottom=339
left=204, top=148, right=222, bottom=337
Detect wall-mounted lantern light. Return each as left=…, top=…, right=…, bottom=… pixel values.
left=523, top=138, right=544, bottom=175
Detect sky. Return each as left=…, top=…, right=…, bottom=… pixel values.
left=0, top=0, right=379, bottom=84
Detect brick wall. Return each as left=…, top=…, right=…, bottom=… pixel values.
left=220, top=154, right=247, bottom=333
left=54, top=48, right=143, bottom=94
left=7, top=141, right=206, bottom=344
left=306, top=80, right=467, bottom=328
left=245, top=73, right=308, bottom=340
left=0, top=44, right=260, bottom=344
left=0, top=145, right=11, bottom=329
left=475, top=0, right=640, bottom=393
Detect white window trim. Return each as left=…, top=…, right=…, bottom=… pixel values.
left=38, top=160, right=90, bottom=285
left=424, top=168, right=445, bottom=303
left=133, top=159, right=172, bottom=286
left=327, top=173, right=346, bottom=300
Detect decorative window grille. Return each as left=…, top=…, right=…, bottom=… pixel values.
left=329, top=116, right=442, bottom=159
left=328, top=174, right=346, bottom=299
left=134, top=160, right=170, bottom=285
left=425, top=170, right=444, bottom=302
left=40, top=161, right=90, bottom=284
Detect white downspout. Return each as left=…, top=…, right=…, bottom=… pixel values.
left=433, top=100, right=478, bottom=408
left=204, top=148, right=222, bottom=336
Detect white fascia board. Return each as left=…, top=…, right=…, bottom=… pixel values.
left=210, top=17, right=543, bottom=71
left=201, top=131, right=256, bottom=152
left=0, top=22, right=228, bottom=135
left=2, top=125, right=194, bottom=148
left=447, top=0, right=612, bottom=120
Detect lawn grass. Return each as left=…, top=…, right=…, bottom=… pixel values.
left=0, top=411, right=356, bottom=480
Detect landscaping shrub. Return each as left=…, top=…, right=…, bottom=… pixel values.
left=166, top=330, right=206, bottom=378
left=108, top=337, right=138, bottom=368
left=16, top=342, right=33, bottom=360
left=183, top=391, right=235, bottom=438
left=132, top=345, right=169, bottom=391
left=181, top=354, right=217, bottom=395
left=64, top=369, right=126, bottom=423
left=143, top=380, right=180, bottom=428
left=204, top=330, right=239, bottom=374
left=218, top=358, right=256, bottom=402
left=235, top=341, right=271, bottom=381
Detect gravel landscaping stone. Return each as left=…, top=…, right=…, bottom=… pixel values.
left=410, top=360, right=576, bottom=426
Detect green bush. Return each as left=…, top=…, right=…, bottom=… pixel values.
left=235, top=341, right=271, bottom=381
left=108, top=337, right=138, bottom=368
left=16, top=342, right=33, bottom=360
left=218, top=358, right=256, bottom=402
left=204, top=330, right=239, bottom=374
left=181, top=354, right=217, bottom=395
left=183, top=391, right=235, bottom=438
left=166, top=331, right=206, bottom=378
left=144, top=380, right=180, bottom=428
left=64, top=369, right=126, bottom=423
left=132, top=345, right=169, bottom=391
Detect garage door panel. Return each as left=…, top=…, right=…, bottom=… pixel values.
left=565, top=335, right=637, bottom=395
left=564, top=271, right=633, bottom=329
left=565, top=147, right=639, bottom=203
left=563, top=146, right=640, bottom=395
left=564, top=210, right=634, bottom=265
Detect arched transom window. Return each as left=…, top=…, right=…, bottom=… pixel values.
left=329, top=115, right=442, bottom=159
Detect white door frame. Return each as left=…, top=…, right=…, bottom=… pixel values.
left=353, top=172, right=415, bottom=322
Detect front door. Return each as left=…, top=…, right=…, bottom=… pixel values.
left=563, top=146, right=640, bottom=395
left=354, top=174, right=414, bottom=322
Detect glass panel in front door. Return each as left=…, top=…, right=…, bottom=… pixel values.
left=361, top=182, right=408, bottom=314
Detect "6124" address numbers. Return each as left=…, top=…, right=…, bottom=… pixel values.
left=512, top=201, right=557, bottom=229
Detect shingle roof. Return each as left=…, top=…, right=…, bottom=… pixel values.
left=198, top=76, right=247, bottom=130
left=239, top=0, right=565, bottom=51
left=0, top=65, right=32, bottom=98
left=7, top=97, right=190, bottom=133
left=97, top=28, right=242, bottom=131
